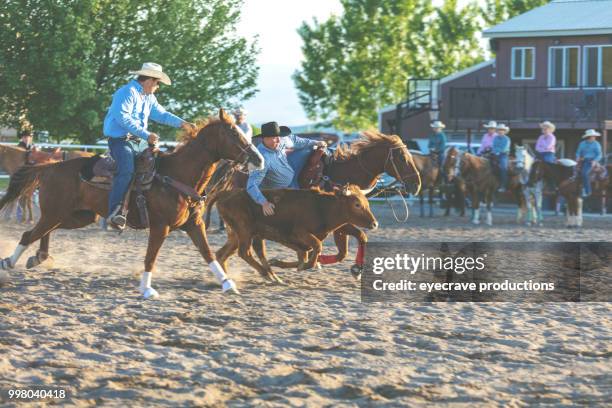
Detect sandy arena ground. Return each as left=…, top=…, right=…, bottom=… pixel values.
left=0, top=203, right=610, bottom=407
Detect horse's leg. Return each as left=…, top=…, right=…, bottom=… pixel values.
left=182, top=219, right=238, bottom=293
left=471, top=190, right=480, bottom=224
left=137, top=224, right=170, bottom=299
left=485, top=190, right=493, bottom=226
left=429, top=187, right=434, bottom=217
left=26, top=194, right=34, bottom=223
left=216, top=229, right=239, bottom=274
left=203, top=206, right=213, bottom=230
left=1, top=215, right=60, bottom=270
left=25, top=210, right=97, bottom=269
left=577, top=197, right=583, bottom=227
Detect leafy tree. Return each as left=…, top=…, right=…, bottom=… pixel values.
left=294, top=0, right=433, bottom=131
left=0, top=0, right=258, bottom=143
left=425, top=0, right=484, bottom=78
left=482, top=0, right=549, bottom=27
left=293, top=0, right=484, bottom=131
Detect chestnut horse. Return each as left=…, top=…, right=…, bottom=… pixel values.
left=0, top=145, right=62, bottom=222
left=560, top=162, right=610, bottom=227
left=205, top=131, right=421, bottom=278
left=0, top=110, right=264, bottom=299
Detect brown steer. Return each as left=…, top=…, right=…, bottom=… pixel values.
left=211, top=185, right=378, bottom=283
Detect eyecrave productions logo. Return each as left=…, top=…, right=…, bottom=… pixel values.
left=361, top=242, right=611, bottom=302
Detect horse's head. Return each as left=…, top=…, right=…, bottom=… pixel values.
left=443, top=146, right=462, bottom=182
left=201, top=108, right=264, bottom=171
left=381, top=136, right=421, bottom=195
left=514, top=145, right=527, bottom=170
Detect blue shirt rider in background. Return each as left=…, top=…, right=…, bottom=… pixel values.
left=427, top=120, right=447, bottom=175
left=247, top=121, right=326, bottom=216
left=103, top=62, right=195, bottom=230
left=575, top=129, right=603, bottom=198
left=492, top=123, right=511, bottom=192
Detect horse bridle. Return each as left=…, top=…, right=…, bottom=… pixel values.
left=357, top=144, right=422, bottom=194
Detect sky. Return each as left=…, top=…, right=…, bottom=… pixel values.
left=236, top=0, right=343, bottom=127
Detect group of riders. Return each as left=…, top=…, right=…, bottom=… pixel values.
left=13, top=61, right=606, bottom=231
left=427, top=118, right=604, bottom=197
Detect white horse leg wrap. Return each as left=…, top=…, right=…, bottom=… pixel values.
left=10, top=245, right=27, bottom=267
left=486, top=211, right=493, bottom=225
left=140, top=271, right=152, bottom=290
left=209, top=260, right=228, bottom=284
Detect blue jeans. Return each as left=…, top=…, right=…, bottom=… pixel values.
left=498, top=153, right=509, bottom=187
left=287, top=148, right=314, bottom=188
left=536, top=151, right=555, bottom=163
left=108, top=137, right=136, bottom=215
left=581, top=160, right=593, bottom=196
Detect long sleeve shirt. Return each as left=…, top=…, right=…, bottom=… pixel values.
left=535, top=133, right=556, bottom=153
left=247, top=135, right=318, bottom=204
left=103, top=80, right=184, bottom=139
left=477, top=132, right=497, bottom=154
left=492, top=134, right=510, bottom=154
left=428, top=132, right=447, bottom=153
left=575, top=140, right=603, bottom=162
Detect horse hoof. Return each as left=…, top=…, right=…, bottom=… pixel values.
left=141, top=287, right=159, bottom=300
left=0, top=258, right=14, bottom=271
left=0, top=270, right=9, bottom=287
left=270, top=273, right=284, bottom=285
left=316, top=262, right=322, bottom=270
left=350, top=264, right=363, bottom=280
left=222, top=279, right=240, bottom=294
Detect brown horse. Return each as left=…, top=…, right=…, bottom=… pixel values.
left=0, top=109, right=264, bottom=299
left=410, top=152, right=441, bottom=217
left=205, top=131, right=421, bottom=278
left=0, top=145, right=65, bottom=222
left=443, top=147, right=501, bottom=225
left=544, top=161, right=610, bottom=227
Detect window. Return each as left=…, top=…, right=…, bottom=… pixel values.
left=511, top=47, right=535, bottom=80
left=583, top=45, right=612, bottom=87
left=549, top=46, right=580, bottom=88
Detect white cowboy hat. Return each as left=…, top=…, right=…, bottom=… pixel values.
left=582, top=129, right=601, bottom=138
left=496, top=123, right=510, bottom=132
left=129, top=62, right=171, bottom=85
left=482, top=120, right=497, bottom=129
left=539, top=121, right=555, bottom=132
left=430, top=120, right=445, bottom=129
left=233, top=107, right=247, bottom=116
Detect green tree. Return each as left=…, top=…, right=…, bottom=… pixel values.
left=293, top=0, right=433, bottom=131
left=293, top=0, right=484, bottom=131
left=0, top=0, right=258, bottom=143
left=425, top=0, right=484, bottom=78
left=482, top=0, right=549, bottom=27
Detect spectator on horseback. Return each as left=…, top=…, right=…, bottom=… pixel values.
left=233, top=107, right=253, bottom=143
left=576, top=129, right=603, bottom=198
left=247, top=121, right=326, bottom=216
left=492, top=124, right=511, bottom=192
left=17, top=129, right=35, bottom=151
left=103, top=62, right=196, bottom=230
left=535, top=121, right=557, bottom=163
left=477, top=121, right=497, bottom=156
left=428, top=120, right=447, bottom=171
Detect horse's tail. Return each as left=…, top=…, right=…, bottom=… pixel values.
left=0, top=165, right=46, bottom=211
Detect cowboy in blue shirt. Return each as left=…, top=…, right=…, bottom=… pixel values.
left=103, top=63, right=195, bottom=229
left=576, top=129, right=603, bottom=197
left=492, top=123, right=511, bottom=192
left=427, top=120, right=447, bottom=172
left=247, top=122, right=326, bottom=216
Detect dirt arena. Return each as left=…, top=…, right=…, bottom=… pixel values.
left=0, top=204, right=610, bottom=407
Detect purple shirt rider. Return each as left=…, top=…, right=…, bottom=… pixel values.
left=477, top=132, right=497, bottom=155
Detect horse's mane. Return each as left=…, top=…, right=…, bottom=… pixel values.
left=170, top=114, right=235, bottom=154
left=333, top=131, right=405, bottom=161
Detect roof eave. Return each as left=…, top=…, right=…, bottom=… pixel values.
left=483, top=28, right=612, bottom=39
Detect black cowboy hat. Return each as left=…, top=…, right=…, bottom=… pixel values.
left=19, top=129, right=32, bottom=138
left=255, top=121, right=292, bottom=138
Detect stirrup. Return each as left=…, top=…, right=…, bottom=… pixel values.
left=108, top=214, right=127, bottom=230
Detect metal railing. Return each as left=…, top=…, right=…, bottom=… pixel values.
left=449, top=86, right=612, bottom=123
